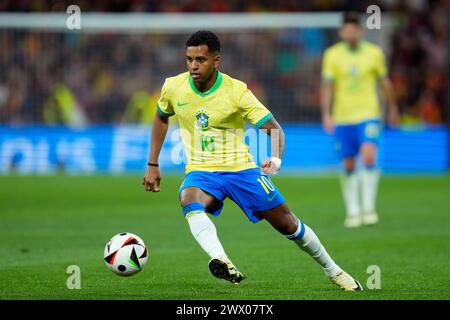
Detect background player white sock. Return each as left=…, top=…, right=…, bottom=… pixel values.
left=287, top=219, right=342, bottom=277
left=340, top=170, right=360, bottom=217
left=186, top=211, right=229, bottom=260
left=361, top=167, right=380, bottom=213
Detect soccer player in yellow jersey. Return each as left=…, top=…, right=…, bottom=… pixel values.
left=143, top=31, right=362, bottom=290
left=321, top=12, right=399, bottom=228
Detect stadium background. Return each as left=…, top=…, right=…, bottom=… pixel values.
left=0, top=0, right=448, bottom=175
left=0, top=0, right=449, bottom=301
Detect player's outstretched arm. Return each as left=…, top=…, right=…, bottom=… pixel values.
left=143, top=113, right=170, bottom=192
left=379, top=78, right=400, bottom=127
left=320, top=80, right=335, bottom=134
left=259, top=117, right=285, bottom=175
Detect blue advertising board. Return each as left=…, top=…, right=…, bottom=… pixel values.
left=0, top=125, right=448, bottom=174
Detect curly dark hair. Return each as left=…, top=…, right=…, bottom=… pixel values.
left=186, top=30, right=221, bottom=53
left=342, top=11, right=360, bottom=26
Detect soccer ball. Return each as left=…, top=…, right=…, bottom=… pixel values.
left=104, top=232, right=148, bottom=276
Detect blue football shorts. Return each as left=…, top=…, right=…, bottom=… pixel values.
left=179, top=168, right=286, bottom=223
left=334, top=119, right=381, bottom=159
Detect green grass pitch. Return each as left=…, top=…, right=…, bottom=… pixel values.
left=0, top=174, right=449, bottom=300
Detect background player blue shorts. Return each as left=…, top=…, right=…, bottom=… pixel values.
left=335, top=119, right=381, bottom=159
left=179, top=168, right=286, bottom=223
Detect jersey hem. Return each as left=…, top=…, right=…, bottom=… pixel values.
left=334, top=117, right=381, bottom=125
left=185, top=163, right=258, bottom=174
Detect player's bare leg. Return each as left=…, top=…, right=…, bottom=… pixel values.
left=180, top=187, right=244, bottom=284
left=360, top=143, right=380, bottom=225
left=341, top=157, right=362, bottom=227
left=256, top=203, right=362, bottom=291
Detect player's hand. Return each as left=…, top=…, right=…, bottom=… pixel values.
left=322, top=114, right=335, bottom=134
left=261, top=157, right=282, bottom=175
left=142, top=166, right=162, bottom=192
left=388, top=107, right=400, bottom=128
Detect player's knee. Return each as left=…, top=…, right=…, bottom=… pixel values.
left=180, top=189, right=199, bottom=207
left=362, top=153, right=376, bottom=167
left=362, top=152, right=376, bottom=168
left=343, top=158, right=356, bottom=173
left=361, top=144, right=377, bottom=166
left=277, top=214, right=299, bottom=235
left=283, top=222, right=299, bottom=235
left=180, top=196, right=192, bottom=208
left=180, top=192, right=203, bottom=214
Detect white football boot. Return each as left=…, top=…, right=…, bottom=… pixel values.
left=208, top=257, right=244, bottom=284
left=344, top=215, right=362, bottom=228
left=362, top=211, right=379, bottom=226
left=330, top=271, right=363, bottom=291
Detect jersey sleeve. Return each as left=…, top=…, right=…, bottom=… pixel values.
left=239, top=87, right=272, bottom=128
left=374, top=48, right=388, bottom=79
left=156, top=79, right=175, bottom=117
left=321, top=49, right=336, bottom=81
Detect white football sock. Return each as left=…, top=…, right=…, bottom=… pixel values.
left=186, top=210, right=228, bottom=260
left=287, top=219, right=342, bottom=277
left=340, top=171, right=360, bottom=217
left=361, top=168, right=380, bottom=214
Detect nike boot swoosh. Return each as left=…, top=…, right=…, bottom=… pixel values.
left=177, top=102, right=191, bottom=106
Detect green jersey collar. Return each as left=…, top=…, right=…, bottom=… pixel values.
left=342, top=40, right=365, bottom=53
left=189, top=71, right=223, bottom=97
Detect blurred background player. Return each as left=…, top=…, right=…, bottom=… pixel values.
left=143, top=30, right=362, bottom=291
left=320, top=12, right=400, bottom=228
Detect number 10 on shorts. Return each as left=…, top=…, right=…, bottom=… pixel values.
left=257, top=176, right=275, bottom=194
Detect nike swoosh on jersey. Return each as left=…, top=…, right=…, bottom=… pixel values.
left=268, top=194, right=277, bottom=201
left=177, top=102, right=191, bottom=106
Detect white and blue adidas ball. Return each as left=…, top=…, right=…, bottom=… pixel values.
left=104, top=232, right=148, bottom=276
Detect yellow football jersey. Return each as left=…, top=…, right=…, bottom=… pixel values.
left=321, top=40, right=387, bottom=124
left=157, top=71, right=272, bottom=173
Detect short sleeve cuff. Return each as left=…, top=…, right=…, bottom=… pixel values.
left=256, top=112, right=273, bottom=128
left=157, top=103, right=175, bottom=118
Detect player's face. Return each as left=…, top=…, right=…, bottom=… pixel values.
left=339, top=23, right=363, bottom=47
left=186, top=45, right=220, bottom=86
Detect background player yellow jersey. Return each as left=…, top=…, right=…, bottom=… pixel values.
left=157, top=71, right=273, bottom=173
left=321, top=40, right=388, bottom=124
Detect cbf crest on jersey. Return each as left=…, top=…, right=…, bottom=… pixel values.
left=350, top=64, right=359, bottom=76
left=196, top=110, right=209, bottom=129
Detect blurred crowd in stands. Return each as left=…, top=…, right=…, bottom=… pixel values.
left=0, top=0, right=444, bottom=14
left=0, top=0, right=447, bottom=126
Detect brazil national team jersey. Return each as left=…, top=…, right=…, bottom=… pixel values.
left=157, top=71, right=273, bottom=173
left=321, top=40, right=387, bottom=124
